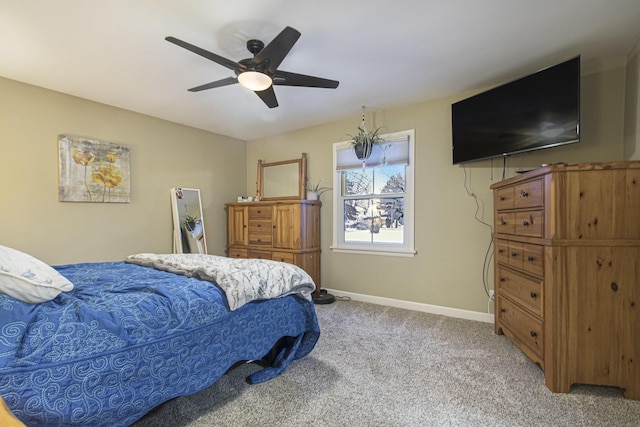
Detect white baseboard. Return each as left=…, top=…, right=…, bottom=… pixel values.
left=324, top=288, right=494, bottom=324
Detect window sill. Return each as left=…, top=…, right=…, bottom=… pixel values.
left=330, top=245, right=416, bottom=257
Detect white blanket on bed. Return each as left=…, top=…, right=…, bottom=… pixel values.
left=125, top=253, right=315, bottom=310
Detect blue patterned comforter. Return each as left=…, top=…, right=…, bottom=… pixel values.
left=0, top=262, right=320, bottom=426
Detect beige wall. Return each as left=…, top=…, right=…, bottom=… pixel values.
left=0, top=61, right=630, bottom=314
left=0, top=77, right=247, bottom=265
left=624, top=37, right=640, bottom=160
left=247, top=65, right=626, bottom=313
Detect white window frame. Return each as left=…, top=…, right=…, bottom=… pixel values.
left=331, top=129, right=416, bottom=257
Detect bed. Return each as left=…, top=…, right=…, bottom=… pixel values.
left=0, top=247, right=320, bottom=426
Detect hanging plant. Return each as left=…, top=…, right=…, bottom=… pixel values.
left=348, top=125, right=384, bottom=160
left=183, top=214, right=200, bottom=232
left=347, top=106, right=384, bottom=163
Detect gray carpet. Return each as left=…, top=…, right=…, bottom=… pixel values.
left=132, top=300, right=640, bottom=426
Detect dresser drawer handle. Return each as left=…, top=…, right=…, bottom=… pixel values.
left=257, top=210, right=261, bottom=214
left=498, top=249, right=504, bottom=254
left=499, top=196, right=505, bottom=201
left=500, top=308, right=506, bottom=313
left=511, top=252, right=517, bottom=258
left=530, top=291, right=537, bottom=299
left=500, top=219, right=507, bottom=226
left=522, top=220, right=530, bottom=226
left=257, top=224, right=261, bottom=228
left=530, top=331, right=537, bottom=338
left=527, top=256, right=534, bottom=262
left=500, top=278, right=505, bottom=282
left=521, top=191, right=529, bottom=197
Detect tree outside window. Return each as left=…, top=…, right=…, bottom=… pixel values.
left=342, top=165, right=405, bottom=243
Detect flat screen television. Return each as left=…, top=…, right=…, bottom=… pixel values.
left=451, top=56, right=580, bottom=164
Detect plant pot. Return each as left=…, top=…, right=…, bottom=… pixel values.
left=306, top=190, right=318, bottom=201
left=354, top=140, right=374, bottom=160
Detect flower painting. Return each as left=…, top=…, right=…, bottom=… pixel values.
left=58, top=135, right=131, bottom=203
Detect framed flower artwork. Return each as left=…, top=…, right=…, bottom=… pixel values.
left=58, top=135, right=131, bottom=203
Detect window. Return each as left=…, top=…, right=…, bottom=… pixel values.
left=331, top=129, right=415, bottom=256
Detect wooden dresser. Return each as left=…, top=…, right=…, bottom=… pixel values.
left=491, top=161, right=640, bottom=399
left=225, top=200, right=321, bottom=293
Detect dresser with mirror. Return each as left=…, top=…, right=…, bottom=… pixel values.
left=225, top=153, right=322, bottom=294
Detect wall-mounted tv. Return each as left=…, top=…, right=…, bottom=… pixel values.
left=451, top=56, right=580, bottom=164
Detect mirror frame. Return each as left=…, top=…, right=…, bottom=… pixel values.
left=257, top=153, right=307, bottom=200
left=170, top=187, right=208, bottom=254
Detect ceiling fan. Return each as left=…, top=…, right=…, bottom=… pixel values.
left=165, top=26, right=339, bottom=108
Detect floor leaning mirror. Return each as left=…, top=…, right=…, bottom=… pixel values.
left=171, top=187, right=207, bottom=254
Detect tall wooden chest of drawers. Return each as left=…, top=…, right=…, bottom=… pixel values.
left=491, top=161, right=640, bottom=399
left=225, top=200, right=321, bottom=293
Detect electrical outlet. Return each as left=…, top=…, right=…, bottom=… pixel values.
left=489, top=290, right=495, bottom=302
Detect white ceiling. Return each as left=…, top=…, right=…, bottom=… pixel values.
left=1, top=1, right=640, bottom=141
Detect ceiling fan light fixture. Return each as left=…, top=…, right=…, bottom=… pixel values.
left=238, top=71, right=272, bottom=91
left=166, top=26, right=338, bottom=108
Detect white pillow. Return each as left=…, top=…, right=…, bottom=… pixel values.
left=0, top=245, right=74, bottom=303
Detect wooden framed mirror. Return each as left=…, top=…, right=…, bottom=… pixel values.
left=257, top=153, right=307, bottom=200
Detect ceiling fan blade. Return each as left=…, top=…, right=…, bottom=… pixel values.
left=188, top=77, right=238, bottom=92
left=165, top=36, right=245, bottom=72
left=253, top=27, right=301, bottom=74
left=272, top=70, right=339, bottom=89
left=255, top=86, right=279, bottom=108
